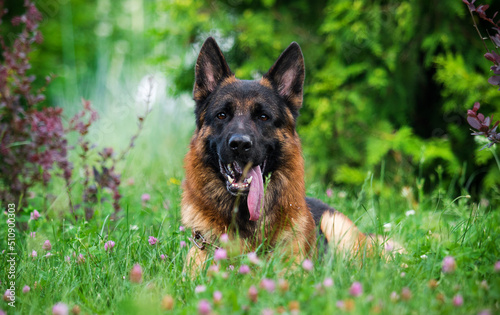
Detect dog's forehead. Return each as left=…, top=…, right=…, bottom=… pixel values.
left=215, top=79, right=276, bottom=110
left=220, top=79, right=271, bottom=95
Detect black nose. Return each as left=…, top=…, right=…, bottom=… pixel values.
left=229, top=134, right=252, bottom=154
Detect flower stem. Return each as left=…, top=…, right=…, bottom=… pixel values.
left=467, top=5, right=490, bottom=53
left=490, top=146, right=500, bottom=173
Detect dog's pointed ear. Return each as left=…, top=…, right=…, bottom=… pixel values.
left=263, top=42, right=305, bottom=114
left=193, top=37, right=233, bottom=102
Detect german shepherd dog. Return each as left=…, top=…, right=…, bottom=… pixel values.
left=181, top=37, right=399, bottom=270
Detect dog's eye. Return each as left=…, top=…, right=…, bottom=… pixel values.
left=216, top=112, right=227, bottom=120
left=259, top=114, right=269, bottom=121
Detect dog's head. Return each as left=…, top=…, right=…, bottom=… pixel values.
left=192, top=37, right=305, bottom=221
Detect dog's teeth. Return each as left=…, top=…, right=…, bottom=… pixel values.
left=234, top=162, right=242, bottom=173
left=227, top=164, right=233, bottom=171
left=247, top=176, right=253, bottom=184
left=227, top=175, right=234, bottom=183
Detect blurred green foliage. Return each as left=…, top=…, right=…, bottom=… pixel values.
left=155, top=0, right=500, bottom=199
left=3, top=0, right=499, bottom=200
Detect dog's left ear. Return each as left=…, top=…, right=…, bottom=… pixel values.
left=263, top=42, right=305, bottom=114
left=193, top=37, right=233, bottom=102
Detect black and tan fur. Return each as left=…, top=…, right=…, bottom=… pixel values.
left=181, top=37, right=399, bottom=271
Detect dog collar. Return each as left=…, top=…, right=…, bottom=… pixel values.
left=189, top=230, right=221, bottom=251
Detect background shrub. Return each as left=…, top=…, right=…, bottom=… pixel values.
left=1, top=0, right=499, bottom=206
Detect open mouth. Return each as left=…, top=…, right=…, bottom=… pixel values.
left=218, top=160, right=264, bottom=194
left=218, top=159, right=266, bottom=221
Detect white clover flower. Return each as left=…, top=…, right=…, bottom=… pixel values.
left=405, top=209, right=416, bottom=216
left=383, top=223, right=392, bottom=232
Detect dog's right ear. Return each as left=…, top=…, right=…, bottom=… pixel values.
left=193, top=37, right=233, bottom=102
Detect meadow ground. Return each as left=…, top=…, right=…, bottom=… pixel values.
left=1, top=72, right=499, bottom=315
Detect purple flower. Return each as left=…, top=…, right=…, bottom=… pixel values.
left=65, top=256, right=70, bottom=263
left=214, top=248, right=227, bottom=261
left=213, top=291, right=222, bottom=303
left=247, top=252, right=260, bottom=264
left=349, top=282, right=363, bottom=297
left=207, top=264, right=219, bottom=275
left=141, top=193, right=151, bottom=202
left=248, top=285, right=258, bottom=303
left=30, top=209, right=40, bottom=220
left=442, top=256, right=456, bottom=273
left=148, top=236, right=158, bottom=245
left=180, top=241, right=187, bottom=248
left=453, top=294, right=463, bottom=307
left=239, top=265, right=250, bottom=274
left=401, top=287, right=412, bottom=301
left=260, top=278, right=275, bottom=292
left=30, top=250, right=37, bottom=259
left=30, top=232, right=36, bottom=238
left=220, top=233, right=229, bottom=243
left=160, top=254, right=166, bottom=260
left=198, top=299, right=211, bottom=315
left=302, top=259, right=313, bottom=271
left=179, top=226, right=185, bottom=232
left=385, top=242, right=394, bottom=252
left=326, top=188, right=333, bottom=198
left=195, top=285, right=206, bottom=293
left=130, top=264, right=143, bottom=283
left=336, top=300, right=345, bottom=309
left=323, top=278, right=333, bottom=288
left=390, top=291, right=399, bottom=302
left=262, top=309, right=274, bottom=315
left=77, top=254, right=85, bottom=264
left=52, top=302, right=69, bottom=315
left=278, top=279, right=289, bottom=292
left=104, top=240, right=115, bottom=251
left=494, top=261, right=500, bottom=272
left=3, top=290, right=12, bottom=302
left=42, top=240, right=52, bottom=251
left=22, top=285, right=30, bottom=294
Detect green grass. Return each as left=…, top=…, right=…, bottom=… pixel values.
left=2, top=140, right=500, bottom=314
left=4, top=193, right=500, bottom=315
left=1, top=70, right=499, bottom=315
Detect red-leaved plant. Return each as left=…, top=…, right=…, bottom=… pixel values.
left=0, top=1, right=72, bottom=205
left=0, top=1, right=149, bottom=221
left=467, top=102, right=500, bottom=149
left=69, top=96, right=151, bottom=220
left=463, top=0, right=500, bottom=149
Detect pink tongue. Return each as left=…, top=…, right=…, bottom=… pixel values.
left=247, top=166, right=263, bottom=221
